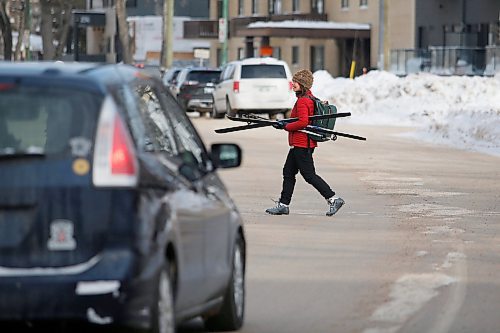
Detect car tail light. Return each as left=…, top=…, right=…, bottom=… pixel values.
left=93, top=96, right=138, bottom=187
left=0, top=83, right=15, bottom=91
left=233, top=81, right=240, bottom=93
left=289, top=81, right=293, bottom=90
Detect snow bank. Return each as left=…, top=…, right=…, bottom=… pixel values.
left=312, top=70, right=500, bottom=156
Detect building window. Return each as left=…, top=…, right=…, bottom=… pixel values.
left=292, top=46, right=299, bottom=65
left=217, top=48, right=222, bottom=67
left=311, top=0, right=324, bottom=14
left=360, top=0, right=368, bottom=7
left=217, top=0, right=223, bottom=18
left=341, top=0, right=349, bottom=9
left=310, top=46, right=324, bottom=72
left=252, top=0, right=259, bottom=14
left=273, top=47, right=281, bottom=60
left=126, top=0, right=137, bottom=8
left=292, top=0, right=300, bottom=12
left=269, top=0, right=282, bottom=15
left=238, top=0, right=244, bottom=15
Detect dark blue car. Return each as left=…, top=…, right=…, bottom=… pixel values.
left=0, top=62, right=245, bottom=333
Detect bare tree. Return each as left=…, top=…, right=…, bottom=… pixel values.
left=0, top=0, right=13, bottom=60
left=39, top=0, right=85, bottom=60
left=39, top=0, right=55, bottom=59
left=13, top=1, right=26, bottom=60
left=160, top=0, right=173, bottom=68
left=116, top=0, right=131, bottom=64
left=54, top=1, right=73, bottom=59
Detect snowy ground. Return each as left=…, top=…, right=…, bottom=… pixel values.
left=312, top=70, right=500, bottom=157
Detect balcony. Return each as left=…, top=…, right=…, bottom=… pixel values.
left=184, top=13, right=328, bottom=39
left=184, top=20, right=218, bottom=39
left=269, top=12, right=327, bottom=22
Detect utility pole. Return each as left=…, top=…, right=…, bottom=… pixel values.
left=161, top=0, right=174, bottom=69
left=460, top=0, right=466, bottom=47
left=222, top=0, right=228, bottom=65
left=377, top=0, right=384, bottom=70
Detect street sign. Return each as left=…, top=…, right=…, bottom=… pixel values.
left=218, top=18, right=226, bottom=43
left=194, top=48, right=210, bottom=59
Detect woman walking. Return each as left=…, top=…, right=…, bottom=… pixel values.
left=265, top=69, right=344, bottom=216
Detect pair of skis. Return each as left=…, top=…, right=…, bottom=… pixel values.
left=215, top=113, right=366, bottom=141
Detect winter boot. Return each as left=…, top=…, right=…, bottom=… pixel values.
left=326, top=197, right=345, bottom=216
left=266, top=201, right=289, bottom=215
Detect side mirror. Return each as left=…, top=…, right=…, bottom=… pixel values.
left=210, top=143, right=242, bottom=169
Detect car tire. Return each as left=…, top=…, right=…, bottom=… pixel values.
left=226, top=99, right=237, bottom=117
left=151, top=265, right=176, bottom=333
left=211, top=102, right=225, bottom=119
left=204, top=236, right=245, bottom=332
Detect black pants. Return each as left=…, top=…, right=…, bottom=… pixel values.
left=279, top=147, right=335, bottom=205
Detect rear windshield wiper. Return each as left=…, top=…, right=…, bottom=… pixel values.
left=0, top=147, right=45, bottom=159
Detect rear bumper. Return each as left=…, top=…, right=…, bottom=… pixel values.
left=0, top=248, right=158, bottom=329
left=187, top=98, right=214, bottom=112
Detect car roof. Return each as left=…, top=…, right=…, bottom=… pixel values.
left=233, top=57, right=287, bottom=66
left=0, top=61, right=152, bottom=92
left=182, top=67, right=221, bottom=72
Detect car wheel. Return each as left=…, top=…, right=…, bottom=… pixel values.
left=204, top=236, right=245, bottom=331
left=212, top=102, right=224, bottom=119
left=151, top=265, right=176, bottom=333
left=226, top=99, right=237, bottom=117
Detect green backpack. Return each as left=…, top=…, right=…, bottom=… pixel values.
left=307, top=96, right=338, bottom=143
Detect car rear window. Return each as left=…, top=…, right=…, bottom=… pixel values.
left=0, top=83, right=102, bottom=155
left=240, top=65, right=287, bottom=79
left=186, top=71, right=221, bottom=83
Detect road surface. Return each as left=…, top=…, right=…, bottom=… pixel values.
left=188, top=116, right=500, bottom=333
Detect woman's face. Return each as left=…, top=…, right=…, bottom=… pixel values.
left=292, top=81, right=301, bottom=92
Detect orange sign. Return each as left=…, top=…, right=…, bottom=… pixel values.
left=260, top=46, right=273, bottom=57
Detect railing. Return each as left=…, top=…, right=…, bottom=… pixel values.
left=390, top=49, right=431, bottom=75
left=391, top=47, right=494, bottom=76
left=184, top=13, right=328, bottom=40
left=429, top=46, right=485, bottom=76
left=184, top=20, right=218, bottom=39
left=269, top=12, right=328, bottom=22
left=484, top=46, right=500, bottom=76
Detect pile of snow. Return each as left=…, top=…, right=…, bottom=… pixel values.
left=312, top=70, right=500, bottom=157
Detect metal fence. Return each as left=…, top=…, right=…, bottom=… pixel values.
left=484, top=46, right=500, bottom=76
left=390, top=46, right=500, bottom=76
left=390, top=49, right=431, bottom=75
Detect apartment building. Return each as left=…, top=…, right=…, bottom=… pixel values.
left=185, top=0, right=500, bottom=76
left=186, top=0, right=402, bottom=77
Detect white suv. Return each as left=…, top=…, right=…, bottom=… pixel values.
left=212, top=57, right=295, bottom=118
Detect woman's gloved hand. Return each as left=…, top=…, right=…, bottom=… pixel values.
left=272, top=120, right=286, bottom=130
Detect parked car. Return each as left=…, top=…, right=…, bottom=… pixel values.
left=172, top=67, right=221, bottom=116
left=212, top=57, right=296, bottom=118
left=0, top=62, right=246, bottom=333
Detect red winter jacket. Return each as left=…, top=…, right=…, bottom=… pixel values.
left=284, top=90, right=317, bottom=148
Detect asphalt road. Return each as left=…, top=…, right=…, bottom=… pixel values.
left=189, top=115, right=500, bottom=333
left=5, top=116, right=498, bottom=333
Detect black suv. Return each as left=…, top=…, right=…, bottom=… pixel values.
left=172, top=67, right=221, bottom=116
left=0, top=62, right=245, bottom=333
